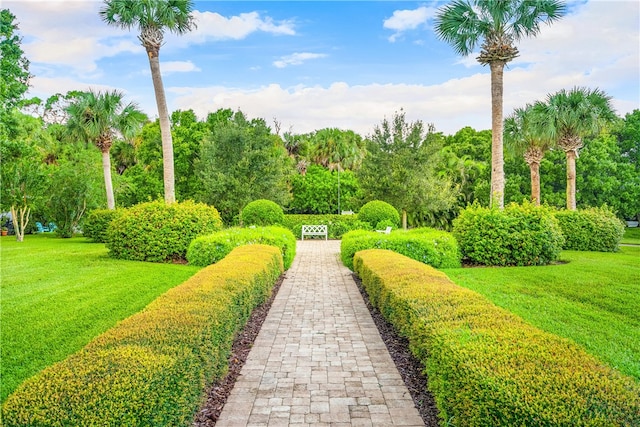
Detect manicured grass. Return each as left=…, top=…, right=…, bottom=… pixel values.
left=622, top=226, right=640, bottom=245
left=0, top=234, right=200, bottom=402
left=442, top=246, right=640, bottom=380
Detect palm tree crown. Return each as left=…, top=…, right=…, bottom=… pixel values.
left=100, top=0, right=194, bottom=57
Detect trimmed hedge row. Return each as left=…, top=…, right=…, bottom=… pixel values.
left=353, top=249, right=640, bottom=427
left=555, top=207, right=625, bottom=252
left=340, top=228, right=461, bottom=270
left=453, top=202, right=564, bottom=266
left=1, top=245, right=283, bottom=426
left=82, top=208, right=122, bottom=243
left=187, top=226, right=296, bottom=270
left=106, top=200, right=223, bottom=263
left=282, top=214, right=371, bottom=239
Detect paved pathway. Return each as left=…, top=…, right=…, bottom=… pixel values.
left=216, top=240, right=424, bottom=427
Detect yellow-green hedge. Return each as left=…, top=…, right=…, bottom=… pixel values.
left=2, top=245, right=283, bottom=426
left=353, top=249, right=640, bottom=426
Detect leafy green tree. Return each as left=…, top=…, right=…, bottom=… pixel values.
left=0, top=9, right=30, bottom=111
left=358, top=111, right=457, bottom=229
left=170, top=109, right=207, bottom=200
left=0, top=111, right=47, bottom=241
left=100, top=0, right=195, bottom=204
left=504, top=102, right=554, bottom=205
left=66, top=90, right=146, bottom=209
left=196, top=111, right=291, bottom=224
left=289, top=165, right=361, bottom=214
left=435, top=0, right=566, bottom=209
left=544, top=87, right=617, bottom=210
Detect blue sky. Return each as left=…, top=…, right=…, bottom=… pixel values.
left=7, top=0, right=640, bottom=136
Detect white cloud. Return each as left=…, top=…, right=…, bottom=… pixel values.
left=384, top=6, right=436, bottom=42
left=273, top=53, right=328, bottom=69
left=174, top=10, right=295, bottom=45
left=161, top=61, right=201, bottom=74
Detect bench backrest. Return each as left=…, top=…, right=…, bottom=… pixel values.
left=302, top=224, right=327, bottom=233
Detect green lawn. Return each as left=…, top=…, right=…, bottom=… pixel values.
left=0, top=234, right=200, bottom=402
left=622, top=227, right=640, bottom=245
left=442, top=246, right=640, bottom=380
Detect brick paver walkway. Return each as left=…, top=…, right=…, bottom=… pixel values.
left=216, top=240, right=424, bottom=426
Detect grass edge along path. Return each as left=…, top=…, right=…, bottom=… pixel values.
left=2, top=244, right=283, bottom=426
left=354, top=249, right=640, bottom=426
left=0, top=235, right=200, bottom=402
left=443, top=246, right=640, bottom=380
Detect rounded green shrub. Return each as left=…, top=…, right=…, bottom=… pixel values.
left=340, top=228, right=461, bottom=270
left=358, top=200, right=400, bottom=229
left=452, top=202, right=564, bottom=267
left=554, top=207, right=625, bottom=252
left=83, top=209, right=122, bottom=243
left=187, top=226, right=296, bottom=269
left=106, top=200, right=223, bottom=262
left=241, top=199, right=285, bottom=226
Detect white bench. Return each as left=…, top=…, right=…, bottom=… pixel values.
left=376, top=226, right=392, bottom=234
left=301, top=224, right=328, bottom=240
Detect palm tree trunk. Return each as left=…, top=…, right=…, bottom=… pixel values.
left=147, top=51, right=176, bottom=204
left=402, top=209, right=407, bottom=230
left=102, top=150, right=116, bottom=210
left=565, top=149, right=577, bottom=210
left=489, top=61, right=505, bottom=209
left=530, top=161, right=541, bottom=206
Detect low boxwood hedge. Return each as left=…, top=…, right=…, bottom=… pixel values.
left=554, top=207, right=625, bottom=252
left=106, top=200, right=223, bottom=263
left=1, top=245, right=283, bottom=426
left=452, top=202, right=564, bottom=266
left=187, top=226, right=296, bottom=270
left=282, top=214, right=371, bottom=239
left=354, top=249, right=640, bottom=426
left=340, top=228, right=461, bottom=270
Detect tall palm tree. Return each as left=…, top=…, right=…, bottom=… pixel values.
left=544, top=87, right=617, bottom=210
left=100, top=0, right=195, bottom=204
left=66, top=90, right=146, bottom=209
left=435, top=0, right=566, bottom=208
left=504, top=101, right=553, bottom=205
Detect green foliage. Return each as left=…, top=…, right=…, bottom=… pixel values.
left=340, top=228, right=461, bottom=270
left=288, top=165, right=361, bottom=214
left=354, top=249, right=640, bottom=427
left=2, top=245, right=283, bottom=426
left=622, top=227, right=640, bottom=245
left=452, top=202, right=564, bottom=266
left=357, top=200, right=400, bottom=228
left=0, top=9, right=31, bottom=111
left=187, top=226, right=296, bottom=270
left=282, top=214, right=372, bottom=239
left=358, top=111, right=457, bottom=223
left=106, top=200, right=222, bottom=262
left=82, top=209, right=122, bottom=243
left=241, top=199, right=285, bottom=226
left=196, top=110, right=291, bottom=224
left=554, top=207, right=625, bottom=252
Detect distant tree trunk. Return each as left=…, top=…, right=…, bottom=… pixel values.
left=102, top=151, right=116, bottom=210
left=10, top=205, right=29, bottom=243
left=402, top=209, right=407, bottom=230
left=489, top=61, right=506, bottom=209
left=565, top=149, right=578, bottom=210
left=147, top=48, right=176, bottom=204
left=530, top=161, right=541, bottom=206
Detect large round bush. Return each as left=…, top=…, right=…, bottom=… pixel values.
left=83, top=209, right=122, bottom=243
left=106, top=200, right=223, bottom=262
left=452, top=202, right=564, bottom=266
left=241, top=199, right=285, bottom=226
left=358, top=200, right=400, bottom=229
left=554, top=207, right=625, bottom=251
